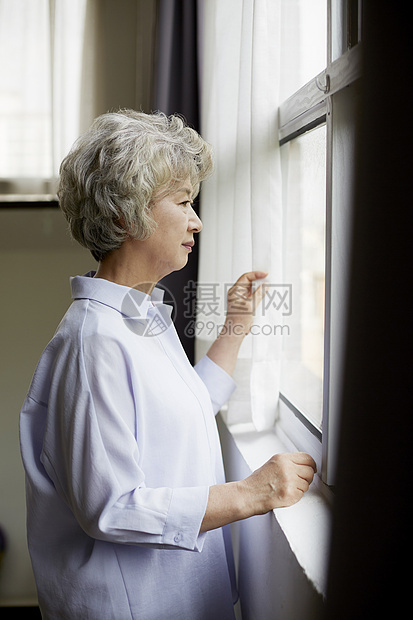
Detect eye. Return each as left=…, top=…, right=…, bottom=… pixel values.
left=180, top=200, right=193, bottom=208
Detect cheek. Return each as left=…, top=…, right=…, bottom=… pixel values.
left=151, top=206, right=189, bottom=241
left=168, top=213, right=189, bottom=235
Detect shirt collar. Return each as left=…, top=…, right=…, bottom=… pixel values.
left=70, top=271, right=172, bottom=320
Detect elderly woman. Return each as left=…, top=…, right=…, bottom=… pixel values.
left=19, top=110, right=316, bottom=619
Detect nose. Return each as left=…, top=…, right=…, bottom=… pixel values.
left=189, top=205, right=203, bottom=233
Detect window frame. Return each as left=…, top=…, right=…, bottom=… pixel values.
left=277, top=0, right=362, bottom=486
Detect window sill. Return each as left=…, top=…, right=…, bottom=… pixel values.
left=0, top=598, right=39, bottom=607
left=0, top=196, right=58, bottom=207
left=217, top=413, right=332, bottom=597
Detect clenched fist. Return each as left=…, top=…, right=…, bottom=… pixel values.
left=201, top=452, right=317, bottom=532
left=241, top=452, right=317, bottom=514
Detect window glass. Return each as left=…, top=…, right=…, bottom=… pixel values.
left=0, top=0, right=87, bottom=197
left=280, top=0, right=327, bottom=101
left=0, top=0, right=52, bottom=181
left=280, top=125, right=326, bottom=429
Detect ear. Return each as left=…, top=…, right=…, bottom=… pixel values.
left=116, top=214, right=127, bottom=230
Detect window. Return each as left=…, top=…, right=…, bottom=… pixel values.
left=280, top=124, right=327, bottom=430
left=277, top=0, right=362, bottom=485
left=0, top=0, right=52, bottom=184
left=0, top=0, right=87, bottom=201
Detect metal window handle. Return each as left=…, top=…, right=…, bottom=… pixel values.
left=315, top=74, right=330, bottom=94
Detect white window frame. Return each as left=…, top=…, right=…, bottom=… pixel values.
left=277, top=0, right=362, bottom=486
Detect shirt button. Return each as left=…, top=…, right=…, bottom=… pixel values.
left=174, top=532, right=182, bottom=543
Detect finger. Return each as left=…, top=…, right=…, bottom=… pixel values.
left=251, top=280, right=269, bottom=306
left=296, top=478, right=310, bottom=494
left=291, top=452, right=317, bottom=472
left=231, top=272, right=269, bottom=303
left=297, top=464, right=317, bottom=484
left=234, top=271, right=269, bottom=287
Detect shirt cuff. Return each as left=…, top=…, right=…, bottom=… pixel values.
left=162, top=485, right=209, bottom=552
left=194, top=355, right=237, bottom=415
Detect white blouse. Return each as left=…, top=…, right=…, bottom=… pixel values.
left=19, top=273, right=237, bottom=619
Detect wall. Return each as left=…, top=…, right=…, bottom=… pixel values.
left=0, top=209, right=93, bottom=605
left=94, top=0, right=157, bottom=116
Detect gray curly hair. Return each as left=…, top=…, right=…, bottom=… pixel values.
left=58, top=109, right=213, bottom=262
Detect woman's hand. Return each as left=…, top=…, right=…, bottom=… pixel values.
left=206, top=271, right=268, bottom=376
left=240, top=452, right=317, bottom=514
left=200, top=452, right=317, bottom=532
left=224, top=270, right=268, bottom=337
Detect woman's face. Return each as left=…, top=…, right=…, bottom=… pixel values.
left=140, top=181, right=202, bottom=280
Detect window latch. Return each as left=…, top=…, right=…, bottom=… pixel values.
left=315, top=73, right=330, bottom=94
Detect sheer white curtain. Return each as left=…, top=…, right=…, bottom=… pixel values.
left=197, top=0, right=282, bottom=430
left=0, top=0, right=91, bottom=196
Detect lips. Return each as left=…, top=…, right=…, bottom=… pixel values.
left=182, top=241, right=194, bottom=251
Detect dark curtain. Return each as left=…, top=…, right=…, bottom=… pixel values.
left=153, top=0, right=201, bottom=364
left=324, top=1, right=412, bottom=617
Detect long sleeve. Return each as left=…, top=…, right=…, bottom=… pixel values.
left=194, top=355, right=236, bottom=415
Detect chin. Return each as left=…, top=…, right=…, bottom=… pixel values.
left=162, top=258, right=188, bottom=278
left=176, top=258, right=189, bottom=272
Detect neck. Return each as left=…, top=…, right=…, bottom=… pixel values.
left=94, top=239, right=161, bottom=294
